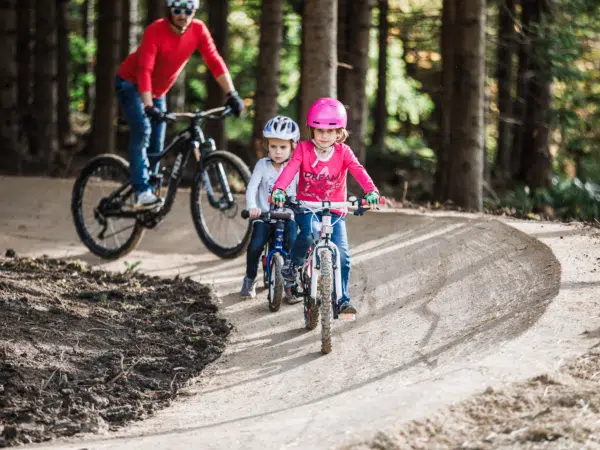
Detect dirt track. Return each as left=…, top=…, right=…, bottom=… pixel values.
left=1, top=176, right=599, bottom=449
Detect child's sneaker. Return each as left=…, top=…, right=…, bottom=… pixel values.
left=240, top=276, right=256, bottom=298
left=135, top=190, right=162, bottom=210
left=285, top=282, right=301, bottom=304
left=339, top=301, right=357, bottom=314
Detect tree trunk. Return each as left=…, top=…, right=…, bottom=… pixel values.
left=83, top=0, right=95, bottom=114
left=519, top=0, right=553, bottom=189
left=57, top=0, right=73, bottom=148
left=33, top=0, right=59, bottom=169
left=434, top=0, right=455, bottom=200
left=337, top=0, right=372, bottom=163
left=0, top=0, right=25, bottom=173
left=494, top=0, right=515, bottom=183
left=205, top=0, right=228, bottom=149
left=510, top=0, right=532, bottom=178
left=252, top=0, right=283, bottom=161
left=121, top=0, right=140, bottom=61
left=146, top=0, right=163, bottom=26
left=371, top=0, right=388, bottom=154
left=300, top=0, right=338, bottom=141
left=90, top=1, right=122, bottom=155
left=16, top=0, right=34, bottom=147
left=446, top=0, right=486, bottom=211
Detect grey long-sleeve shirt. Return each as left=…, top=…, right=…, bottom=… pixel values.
left=245, top=158, right=298, bottom=212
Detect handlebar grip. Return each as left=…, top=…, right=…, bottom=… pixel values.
left=241, top=210, right=250, bottom=219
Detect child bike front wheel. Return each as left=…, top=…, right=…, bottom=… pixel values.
left=267, top=253, right=285, bottom=312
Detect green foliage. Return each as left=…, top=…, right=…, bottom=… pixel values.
left=69, top=33, right=95, bottom=112
left=495, top=177, right=600, bottom=221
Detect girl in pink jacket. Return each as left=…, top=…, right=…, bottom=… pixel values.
left=271, top=98, right=380, bottom=315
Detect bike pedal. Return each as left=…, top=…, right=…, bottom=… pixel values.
left=339, top=312, right=356, bottom=321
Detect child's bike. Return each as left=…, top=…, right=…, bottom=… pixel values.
left=241, top=202, right=297, bottom=312
left=292, top=197, right=383, bottom=354
left=71, top=106, right=252, bottom=260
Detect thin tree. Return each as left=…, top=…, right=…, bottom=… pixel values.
left=434, top=0, right=455, bottom=199
left=146, top=0, right=163, bottom=26
left=0, top=0, right=25, bottom=173
left=371, top=0, right=388, bottom=155
left=33, top=0, right=59, bottom=169
left=90, top=1, right=122, bottom=155
left=337, top=0, right=372, bottom=163
left=299, top=0, right=338, bottom=141
left=16, top=0, right=34, bottom=149
left=57, top=0, right=74, bottom=148
left=519, top=0, right=553, bottom=189
left=445, top=0, right=486, bottom=210
left=494, top=0, right=516, bottom=183
left=83, top=0, right=95, bottom=114
left=252, top=0, right=284, bottom=160
left=205, top=0, right=228, bottom=149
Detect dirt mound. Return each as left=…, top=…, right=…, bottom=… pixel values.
left=343, top=342, right=600, bottom=450
left=0, top=255, right=230, bottom=447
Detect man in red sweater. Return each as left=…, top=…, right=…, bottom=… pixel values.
left=115, top=0, right=244, bottom=209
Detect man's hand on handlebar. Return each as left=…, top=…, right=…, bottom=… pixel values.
left=248, top=208, right=261, bottom=219
left=225, top=91, right=245, bottom=117
left=144, top=105, right=165, bottom=123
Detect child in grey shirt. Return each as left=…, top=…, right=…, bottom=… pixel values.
left=240, top=116, right=300, bottom=300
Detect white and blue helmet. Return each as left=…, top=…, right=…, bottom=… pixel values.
left=167, top=0, right=199, bottom=8
left=263, top=116, right=300, bottom=143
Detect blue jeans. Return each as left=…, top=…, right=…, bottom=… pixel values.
left=114, top=76, right=166, bottom=195
left=291, top=212, right=351, bottom=303
left=246, top=220, right=298, bottom=280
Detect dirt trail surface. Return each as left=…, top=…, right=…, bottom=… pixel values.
left=0, top=176, right=599, bottom=449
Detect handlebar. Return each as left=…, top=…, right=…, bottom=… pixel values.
left=163, top=106, right=232, bottom=123
left=241, top=209, right=294, bottom=221
left=298, top=196, right=386, bottom=216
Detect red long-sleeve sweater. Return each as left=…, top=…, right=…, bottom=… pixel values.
left=118, top=18, right=228, bottom=99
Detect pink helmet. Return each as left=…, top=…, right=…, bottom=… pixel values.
left=306, top=98, right=347, bottom=129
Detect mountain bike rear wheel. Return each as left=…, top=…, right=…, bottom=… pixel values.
left=71, top=154, right=145, bottom=259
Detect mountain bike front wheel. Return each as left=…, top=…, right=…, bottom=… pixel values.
left=190, top=151, right=252, bottom=259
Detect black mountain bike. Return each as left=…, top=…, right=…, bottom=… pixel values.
left=71, top=106, right=252, bottom=260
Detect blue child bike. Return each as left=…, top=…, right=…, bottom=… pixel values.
left=241, top=201, right=298, bottom=312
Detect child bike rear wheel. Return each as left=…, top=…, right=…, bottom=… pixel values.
left=267, top=254, right=284, bottom=312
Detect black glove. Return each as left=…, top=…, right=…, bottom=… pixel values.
left=225, top=90, right=244, bottom=117
left=144, top=105, right=165, bottom=123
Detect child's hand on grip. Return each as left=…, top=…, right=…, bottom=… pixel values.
left=249, top=208, right=261, bottom=219
left=271, top=189, right=287, bottom=208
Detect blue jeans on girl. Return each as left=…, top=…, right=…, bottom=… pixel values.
left=290, top=211, right=351, bottom=303
left=114, top=76, right=166, bottom=195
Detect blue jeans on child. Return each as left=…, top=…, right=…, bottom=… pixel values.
left=246, top=220, right=298, bottom=280
left=114, top=76, right=166, bottom=195
left=291, top=211, right=351, bottom=303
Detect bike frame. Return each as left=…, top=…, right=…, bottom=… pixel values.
left=263, top=219, right=288, bottom=285
left=100, top=107, right=233, bottom=220
left=299, top=205, right=344, bottom=307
